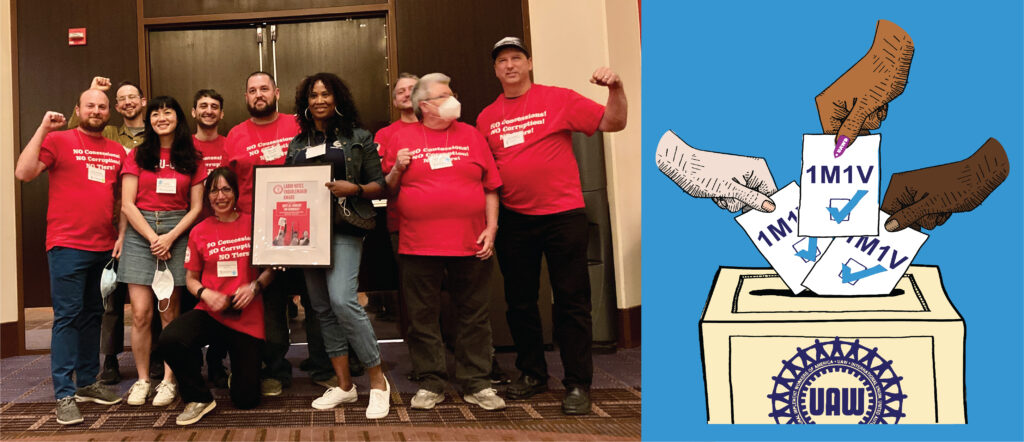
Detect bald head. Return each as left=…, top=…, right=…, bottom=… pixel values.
left=79, top=89, right=109, bottom=107
left=76, top=89, right=111, bottom=132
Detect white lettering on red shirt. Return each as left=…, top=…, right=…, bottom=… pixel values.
left=476, top=84, right=605, bottom=215
left=382, top=122, right=501, bottom=256
left=39, top=130, right=126, bottom=251
left=225, top=116, right=301, bottom=213
left=184, top=214, right=264, bottom=339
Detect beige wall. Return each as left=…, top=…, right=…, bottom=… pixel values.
left=1, top=0, right=18, bottom=325
left=528, top=0, right=641, bottom=309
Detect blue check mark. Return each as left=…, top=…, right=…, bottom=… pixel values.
left=794, top=237, right=818, bottom=262
left=826, top=189, right=868, bottom=224
left=840, top=263, right=886, bottom=283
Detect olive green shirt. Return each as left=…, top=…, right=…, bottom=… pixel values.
left=67, top=113, right=144, bottom=152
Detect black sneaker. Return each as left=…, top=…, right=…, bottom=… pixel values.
left=562, top=386, right=591, bottom=415
left=506, top=374, right=548, bottom=400
left=99, top=355, right=121, bottom=385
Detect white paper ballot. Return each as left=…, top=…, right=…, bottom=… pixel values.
left=798, top=134, right=880, bottom=237
left=736, top=182, right=833, bottom=294
left=802, top=211, right=928, bottom=295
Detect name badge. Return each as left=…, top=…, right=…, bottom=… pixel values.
left=156, top=178, right=177, bottom=194
left=428, top=153, right=453, bottom=170
left=306, top=143, right=326, bottom=159
left=87, top=166, right=105, bottom=183
left=261, top=145, right=284, bottom=162
left=217, top=260, right=238, bottom=278
left=503, top=131, right=525, bottom=148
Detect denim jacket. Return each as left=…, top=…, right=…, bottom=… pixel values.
left=286, top=127, right=385, bottom=221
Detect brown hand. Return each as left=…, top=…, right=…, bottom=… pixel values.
left=882, top=138, right=1009, bottom=232
left=816, top=20, right=914, bottom=156
left=325, top=180, right=358, bottom=198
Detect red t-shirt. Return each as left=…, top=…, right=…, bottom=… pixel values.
left=476, top=84, right=605, bottom=215
left=184, top=213, right=264, bottom=339
left=382, top=122, right=502, bottom=256
left=39, top=129, right=126, bottom=251
left=194, top=135, right=227, bottom=177
left=194, top=135, right=227, bottom=220
left=225, top=115, right=300, bottom=213
left=375, top=120, right=419, bottom=233
left=122, top=148, right=207, bottom=212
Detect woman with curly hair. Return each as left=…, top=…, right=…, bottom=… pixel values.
left=286, top=72, right=391, bottom=419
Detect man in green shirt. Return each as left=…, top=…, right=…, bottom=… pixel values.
left=69, top=76, right=146, bottom=152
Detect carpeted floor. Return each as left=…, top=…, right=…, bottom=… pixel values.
left=0, top=342, right=640, bottom=440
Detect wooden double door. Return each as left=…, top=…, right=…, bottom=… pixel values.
left=147, top=15, right=392, bottom=135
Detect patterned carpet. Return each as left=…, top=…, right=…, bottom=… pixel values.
left=0, top=344, right=640, bottom=440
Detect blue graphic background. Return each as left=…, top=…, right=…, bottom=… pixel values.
left=642, top=1, right=1023, bottom=439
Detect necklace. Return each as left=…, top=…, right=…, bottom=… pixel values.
left=420, top=124, right=451, bottom=150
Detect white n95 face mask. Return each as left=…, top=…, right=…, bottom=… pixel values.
left=152, top=259, right=174, bottom=312
left=438, top=96, right=461, bottom=121
left=100, top=258, right=118, bottom=309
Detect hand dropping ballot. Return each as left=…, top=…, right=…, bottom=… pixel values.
left=799, top=134, right=880, bottom=237
left=802, top=210, right=928, bottom=295
left=736, top=182, right=833, bottom=294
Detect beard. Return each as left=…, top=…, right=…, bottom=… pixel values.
left=120, top=106, right=142, bottom=120
left=247, top=96, right=277, bottom=118
left=196, top=119, right=219, bottom=130
left=78, top=115, right=109, bottom=132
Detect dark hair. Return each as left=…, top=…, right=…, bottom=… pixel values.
left=193, top=89, right=224, bottom=108
left=295, top=72, right=362, bottom=139
left=204, top=167, right=239, bottom=210
left=116, top=81, right=143, bottom=97
left=246, top=71, right=276, bottom=88
left=135, top=96, right=200, bottom=175
left=393, top=72, right=419, bottom=99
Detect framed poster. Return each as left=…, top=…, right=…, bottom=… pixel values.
left=250, top=164, right=333, bottom=267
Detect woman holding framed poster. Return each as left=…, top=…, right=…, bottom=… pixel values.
left=286, top=72, right=391, bottom=419
left=119, top=96, right=206, bottom=407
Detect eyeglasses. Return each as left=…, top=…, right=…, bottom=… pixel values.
left=425, top=93, right=456, bottom=102
left=116, top=94, right=141, bottom=103
left=209, top=187, right=234, bottom=195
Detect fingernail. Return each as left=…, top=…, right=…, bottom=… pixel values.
left=762, top=200, right=776, bottom=212
left=885, top=219, right=899, bottom=232
left=833, top=135, right=850, bottom=158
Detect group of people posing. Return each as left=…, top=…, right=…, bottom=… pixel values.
left=15, top=36, right=627, bottom=427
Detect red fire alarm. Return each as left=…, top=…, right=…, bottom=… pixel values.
left=68, top=28, right=86, bottom=46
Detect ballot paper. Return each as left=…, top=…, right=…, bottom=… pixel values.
left=798, top=134, right=880, bottom=237
left=802, top=210, right=928, bottom=295
left=736, top=182, right=833, bottom=294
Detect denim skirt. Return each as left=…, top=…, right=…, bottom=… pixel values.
left=117, top=210, right=189, bottom=286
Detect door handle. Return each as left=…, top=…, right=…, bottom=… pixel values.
left=256, top=26, right=265, bottom=72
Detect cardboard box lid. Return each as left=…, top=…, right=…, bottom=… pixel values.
left=700, top=265, right=962, bottom=323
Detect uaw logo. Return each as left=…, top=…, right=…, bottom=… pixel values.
left=768, top=337, right=907, bottom=424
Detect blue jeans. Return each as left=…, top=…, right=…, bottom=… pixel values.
left=304, top=233, right=381, bottom=367
left=47, top=246, right=109, bottom=399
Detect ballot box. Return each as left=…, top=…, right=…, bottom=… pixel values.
left=699, top=265, right=965, bottom=424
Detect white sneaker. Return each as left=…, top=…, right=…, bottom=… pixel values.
left=365, top=377, right=390, bottom=419
left=311, top=385, right=358, bottom=410
left=410, top=389, right=444, bottom=410
left=152, top=381, right=177, bottom=406
left=464, top=387, right=506, bottom=410
left=126, top=379, right=152, bottom=405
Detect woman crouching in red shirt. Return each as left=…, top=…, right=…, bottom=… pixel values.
left=157, top=167, right=274, bottom=426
